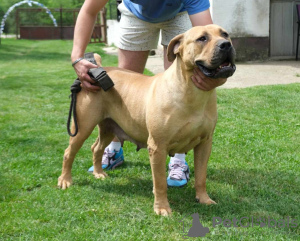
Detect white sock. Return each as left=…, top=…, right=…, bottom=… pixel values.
left=171, top=153, right=186, bottom=162
left=108, top=141, right=121, bottom=152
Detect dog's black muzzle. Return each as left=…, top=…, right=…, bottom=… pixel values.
left=196, top=40, right=236, bottom=79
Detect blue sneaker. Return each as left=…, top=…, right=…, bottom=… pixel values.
left=167, top=158, right=190, bottom=187
left=88, top=147, right=124, bottom=172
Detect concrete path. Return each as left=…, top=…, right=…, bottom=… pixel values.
left=104, top=46, right=300, bottom=89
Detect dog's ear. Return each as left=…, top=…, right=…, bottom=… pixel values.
left=167, top=33, right=184, bottom=62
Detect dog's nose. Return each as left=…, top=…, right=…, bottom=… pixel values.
left=218, top=40, right=232, bottom=51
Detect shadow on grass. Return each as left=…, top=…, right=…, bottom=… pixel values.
left=68, top=164, right=300, bottom=238
left=0, top=45, right=70, bottom=62
left=74, top=165, right=299, bottom=221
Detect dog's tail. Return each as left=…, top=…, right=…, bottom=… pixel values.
left=93, top=53, right=102, bottom=67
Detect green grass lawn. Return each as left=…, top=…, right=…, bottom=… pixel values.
left=0, top=39, right=299, bottom=240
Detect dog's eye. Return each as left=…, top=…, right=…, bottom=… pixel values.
left=222, top=32, right=229, bottom=38
left=197, top=36, right=207, bottom=42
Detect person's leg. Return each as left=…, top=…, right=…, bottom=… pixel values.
left=88, top=2, right=160, bottom=171
left=101, top=49, right=149, bottom=166
left=117, top=1, right=159, bottom=61
left=161, top=12, right=192, bottom=70
left=114, top=1, right=158, bottom=140
left=118, top=49, right=150, bottom=73
left=160, top=12, right=193, bottom=187
left=105, top=50, right=149, bottom=155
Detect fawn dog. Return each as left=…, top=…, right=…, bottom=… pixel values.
left=58, top=24, right=236, bottom=216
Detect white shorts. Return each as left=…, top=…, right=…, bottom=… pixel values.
left=117, top=2, right=192, bottom=51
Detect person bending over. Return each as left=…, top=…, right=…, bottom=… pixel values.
left=71, top=0, right=224, bottom=187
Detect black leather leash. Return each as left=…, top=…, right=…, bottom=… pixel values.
left=67, top=52, right=114, bottom=137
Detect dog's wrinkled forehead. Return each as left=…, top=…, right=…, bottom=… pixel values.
left=185, top=24, right=228, bottom=42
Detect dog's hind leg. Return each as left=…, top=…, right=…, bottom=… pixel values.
left=91, top=122, right=114, bottom=179
left=58, top=112, right=101, bottom=189
left=193, top=138, right=216, bottom=205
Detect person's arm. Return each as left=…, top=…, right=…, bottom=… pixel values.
left=71, top=0, right=109, bottom=92
left=188, top=9, right=227, bottom=91
left=189, top=9, right=213, bottom=26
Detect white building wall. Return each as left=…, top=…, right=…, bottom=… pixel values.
left=211, top=0, right=270, bottom=38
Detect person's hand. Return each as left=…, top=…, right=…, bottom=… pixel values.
left=73, top=59, right=101, bottom=92
left=191, top=67, right=227, bottom=91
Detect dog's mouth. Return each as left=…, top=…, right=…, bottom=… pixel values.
left=196, top=59, right=236, bottom=79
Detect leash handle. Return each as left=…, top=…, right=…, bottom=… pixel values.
left=67, top=92, right=78, bottom=137
left=67, top=79, right=81, bottom=137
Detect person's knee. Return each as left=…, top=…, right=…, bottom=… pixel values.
left=118, top=49, right=149, bottom=73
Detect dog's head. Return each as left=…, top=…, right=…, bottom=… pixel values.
left=167, top=24, right=236, bottom=79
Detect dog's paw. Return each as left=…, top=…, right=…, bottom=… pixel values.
left=154, top=206, right=172, bottom=216
left=58, top=175, right=72, bottom=189
left=93, top=171, right=108, bottom=179
left=196, top=195, right=216, bottom=205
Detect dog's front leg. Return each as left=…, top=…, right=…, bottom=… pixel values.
left=194, top=138, right=216, bottom=205
left=148, top=138, right=171, bottom=216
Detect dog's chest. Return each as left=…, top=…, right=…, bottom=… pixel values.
left=167, top=113, right=216, bottom=154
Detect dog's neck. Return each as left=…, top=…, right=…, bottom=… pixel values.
left=165, top=57, right=215, bottom=91
left=161, top=57, right=215, bottom=110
